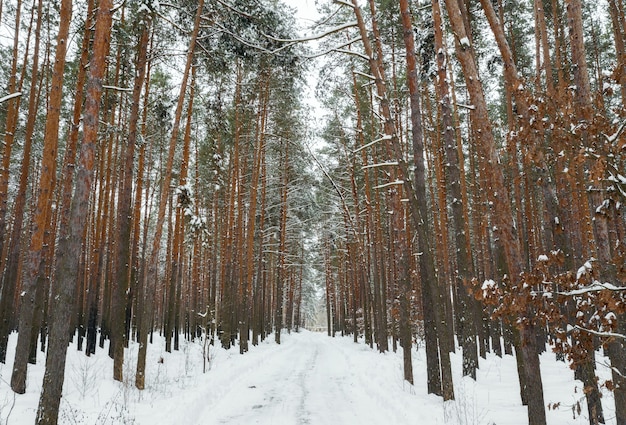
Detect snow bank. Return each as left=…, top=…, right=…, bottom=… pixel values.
left=0, top=331, right=616, bottom=424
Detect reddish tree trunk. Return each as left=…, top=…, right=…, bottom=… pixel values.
left=36, top=0, right=113, bottom=423
left=443, top=0, right=546, bottom=422
left=136, top=0, right=204, bottom=389
left=11, top=0, right=73, bottom=394
left=112, top=13, right=152, bottom=382
left=0, top=0, right=43, bottom=364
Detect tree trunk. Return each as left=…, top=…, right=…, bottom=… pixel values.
left=443, top=0, right=546, bottom=422
left=609, top=318, right=626, bottom=425
left=565, top=1, right=609, bottom=422
left=0, top=0, right=43, bottom=364
left=350, top=0, right=454, bottom=398
left=11, top=0, right=73, bottom=394
left=55, top=0, right=95, bottom=277
left=112, top=13, right=151, bottom=382
left=175, top=66, right=196, bottom=353
left=0, top=0, right=22, bottom=277
left=135, top=0, right=204, bottom=389
left=275, top=140, right=288, bottom=344
left=36, top=1, right=112, bottom=422
left=607, top=0, right=626, bottom=107
left=242, top=73, right=269, bottom=352
left=431, top=0, right=478, bottom=379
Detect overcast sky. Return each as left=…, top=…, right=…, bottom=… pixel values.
left=281, top=0, right=321, bottom=34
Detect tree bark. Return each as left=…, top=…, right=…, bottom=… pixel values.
left=111, top=13, right=151, bottom=382
left=0, top=0, right=43, bottom=364
left=443, top=0, right=546, bottom=422
left=565, top=1, right=609, bottom=422
left=431, top=0, right=478, bottom=379
left=10, top=0, right=73, bottom=394
left=0, top=0, right=22, bottom=277
left=135, top=0, right=204, bottom=389
left=241, top=72, right=269, bottom=352
left=350, top=0, right=454, bottom=397
left=275, top=140, right=289, bottom=344
left=607, top=0, right=626, bottom=107
left=35, top=1, right=112, bottom=422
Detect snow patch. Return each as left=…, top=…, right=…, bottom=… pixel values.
left=482, top=279, right=496, bottom=290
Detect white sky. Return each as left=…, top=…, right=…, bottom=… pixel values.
left=281, top=0, right=322, bottom=35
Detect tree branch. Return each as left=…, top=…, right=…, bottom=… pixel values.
left=304, top=37, right=362, bottom=59
left=0, top=92, right=22, bottom=103
left=572, top=325, right=626, bottom=341
left=558, top=281, right=626, bottom=296
left=264, top=20, right=358, bottom=43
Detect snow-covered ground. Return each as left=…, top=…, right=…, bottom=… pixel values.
left=0, top=330, right=617, bottom=424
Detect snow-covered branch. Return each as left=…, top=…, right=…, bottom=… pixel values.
left=571, top=325, right=626, bottom=341
left=607, top=164, right=626, bottom=200
left=214, top=0, right=257, bottom=20
left=264, top=21, right=358, bottom=43
left=361, top=161, right=398, bottom=170
left=333, top=0, right=356, bottom=8
left=304, top=37, right=362, bottom=59
left=102, top=85, right=132, bottom=92
left=313, top=6, right=344, bottom=29
left=214, top=19, right=349, bottom=56
left=602, top=119, right=626, bottom=144
left=353, top=135, right=391, bottom=154
left=334, top=48, right=369, bottom=61
left=304, top=143, right=362, bottom=244
left=214, top=23, right=273, bottom=54
left=373, top=180, right=404, bottom=190
left=558, top=281, right=626, bottom=297
left=156, top=9, right=188, bottom=33
left=0, top=92, right=22, bottom=103
left=353, top=71, right=375, bottom=80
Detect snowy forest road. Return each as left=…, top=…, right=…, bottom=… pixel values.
left=193, top=331, right=413, bottom=425
left=1, top=329, right=602, bottom=424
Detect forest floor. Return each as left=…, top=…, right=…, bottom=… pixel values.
left=0, top=329, right=617, bottom=424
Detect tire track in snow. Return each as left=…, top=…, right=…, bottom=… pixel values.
left=199, top=335, right=317, bottom=424
left=301, top=334, right=409, bottom=424
left=295, top=338, right=319, bottom=424
left=181, top=331, right=430, bottom=424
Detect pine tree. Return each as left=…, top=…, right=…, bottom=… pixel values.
left=36, top=0, right=113, bottom=422
left=11, top=0, right=73, bottom=394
